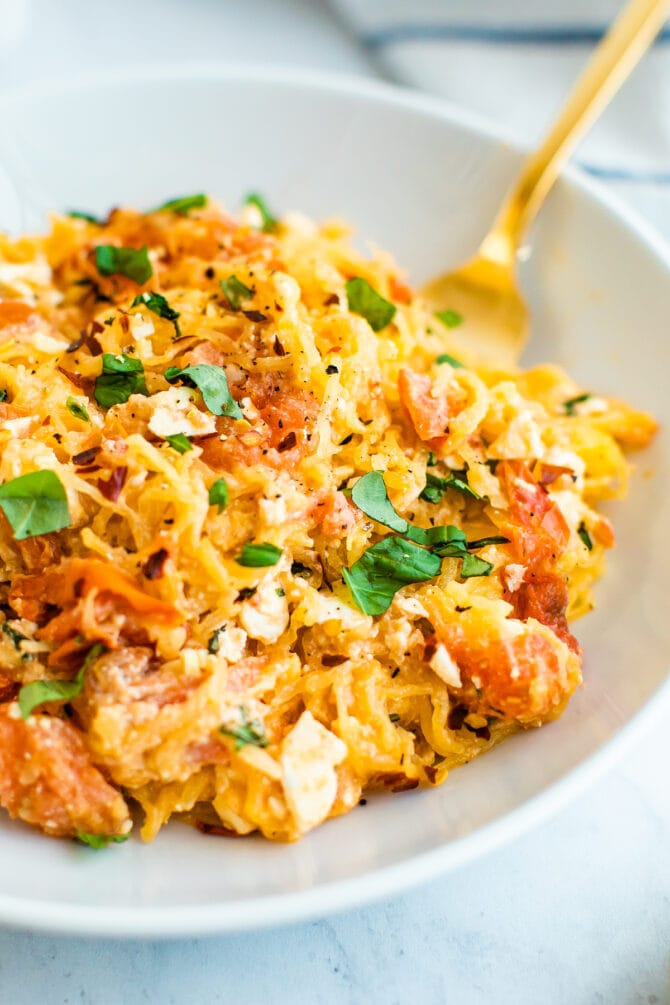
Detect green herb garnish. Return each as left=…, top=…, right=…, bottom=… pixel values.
left=244, top=193, right=278, bottom=233
left=343, top=537, right=442, bottom=616
left=66, top=396, right=90, bottom=423
left=164, top=433, right=192, bottom=454
left=435, top=309, right=463, bottom=329
left=67, top=210, right=103, bottom=225
left=563, top=393, right=591, bottom=416
left=208, top=628, right=224, bottom=654
left=94, top=353, right=149, bottom=408
left=17, top=643, right=105, bottom=719
left=351, top=471, right=409, bottom=534
left=0, top=471, right=71, bottom=541
left=164, top=363, right=243, bottom=419
left=344, top=472, right=504, bottom=607
left=208, top=478, right=229, bottom=512
left=435, top=351, right=465, bottom=368
left=75, top=832, right=130, bottom=849
left=220, top=275, right=254, bottom=311
left=419, top=471, right=480, bottom=503
left=236, top=542, right=282, bottom=567
left=389, top=713, right=401, bottom=723
left=95, top=245, right=153, bottom=284
left=220, top=706, right=268, bottom=749
left=154, top=194, right=207, bottom=216
left=345, top=277, right=396, bottom=332
left=2, top=621, right=28, bottom=650
left=131, top=291, right=181, bottom=338
left=578, top=522, right=593, bottom=550
left=0, top=389, right=6, bottom=402
left=466, top=536, right=510, bottom=550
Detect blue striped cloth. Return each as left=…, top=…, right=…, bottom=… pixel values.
left=332, top=0, right=670, bottom=236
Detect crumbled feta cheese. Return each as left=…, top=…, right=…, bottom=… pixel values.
left=31, top=331, right=69, bottom=354
left=214, top=626, right=247, bottom=663
left=280, top=711, right=347, bottom=832
left=429, top=644, right=462, bottom=688
left=488, top=409, right=544, bottom=459
left=503, top=563, right=526, bottom=593
left=147, top=387, right=217, bottom=438
left=239, top=579, right=289, bottom=644
left=3, top=417, right=34, bottom=437
left=258, top=494, right=287, bottom=527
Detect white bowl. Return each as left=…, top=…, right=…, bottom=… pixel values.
left=0, top=66, right=668, bottom=938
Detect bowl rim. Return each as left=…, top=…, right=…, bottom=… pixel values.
left=0, top=61, right=668, bottom=939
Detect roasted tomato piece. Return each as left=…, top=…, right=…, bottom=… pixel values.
left=0, top=705, right=130, bottom=838
left=505, top=573, right=580, bottom=654
left=439, top=613, right=581, bottom=725
left=497, top=460, right=570, bottom=567
left=398, top=368, right=451, bottom=441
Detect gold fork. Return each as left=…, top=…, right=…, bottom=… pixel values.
left=422, top=0, right=670, bottom=369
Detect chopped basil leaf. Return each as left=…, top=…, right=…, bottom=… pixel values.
left=345, top=277, right=396, bottom=333
left=164, top=433, right=192, bottom=454
left=426, top=452, right=437, bottom=467
left=460, top=553, right=494, bottom=578
left=578, top=522, right=593, bottom=550
left=220, top=706, right=268, bottom=749
left=67, top=210, right=103, bottom=225
left=351, top=472, right=409, bottom=534
left=75, top=832, right=129, bottom=849
left=66, top=396, right=90, bottom=423
left=389, top=713, right=401, bottom=723
left=95, top=245, right=153, bottom=284
left=563, top=393, right=591, bottom=416
left=220, top=275, right=254, bottom=311
left=435, top=309, right=463, bottom=329
left=2, top=621, right=28, bottom=650
left=419, top=471, right=480, bottom=503
left=0, top=470, right=71, bottom=541
left=208, top=478, right=229, bottom=512
left=132, top=291, right=181, bottom=338
left=208, top=628, right=224, bottom=654
left=154, top=194, right=207, bottom=216
left=244, top=193, right=278, bottom=233
left=17, top=643, right=105, bottom=719
left=276, top=587, right=286, bottom=597
left=436, top=351, right=465, bottom=368
left=343, top=537, right=442, bottom=616
left=164, top=363, right=242, bottom=419
left=236, top=542, right=282, bottom=567
left=94, top=353, right=149, bottom=408
left=466, top=536, right=510, bottom=550
left=0, top=389, right=6, bottom=402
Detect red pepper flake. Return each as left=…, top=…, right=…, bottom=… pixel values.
left=66, top=333, right=85, bottom=353
left=142, top=548, right=169, bottom=580
left=273, top=335, right=286, bottom=356
left=57, top=366, right=91, bottom=391
left=277, top=431, right=297, bottom=452
left=98, top=466, right=128, bottom=502
left=323, top=293, right=339, bottom=306
left=423, top=636, right=437, bottom=663
left=119, top=313, right=130, bottom=334
left=243, top=310, right=267, bottom=322
left=72, top=446, right=100, bottom=466
left=321, top=654, right=347, bottom=667
left=447, top=705, right=468, bottom=731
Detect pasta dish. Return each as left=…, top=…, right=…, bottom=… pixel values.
left=0, top=195, right=656, bottom=845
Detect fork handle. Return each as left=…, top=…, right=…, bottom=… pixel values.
left=485, top=0, right=670, bottom=261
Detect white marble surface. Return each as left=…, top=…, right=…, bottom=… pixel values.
left=0, top=2, right=668, bottom=1002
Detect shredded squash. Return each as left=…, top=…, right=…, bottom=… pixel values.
left=0, top=197, right=657, bottom=844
